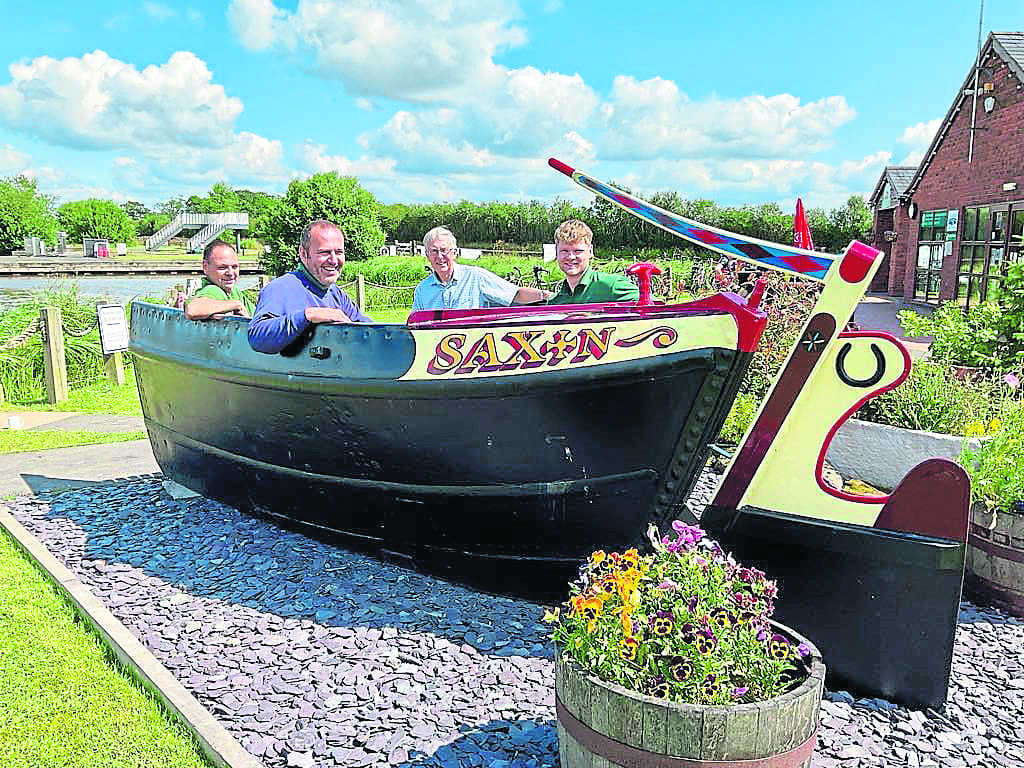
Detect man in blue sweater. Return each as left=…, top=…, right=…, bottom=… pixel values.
left=248, top=219, right=372, bottom=354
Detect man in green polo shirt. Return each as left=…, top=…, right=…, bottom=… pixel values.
left=185, top=240, right=255, bottom=320
left=547, top=220, right=639, bottom=305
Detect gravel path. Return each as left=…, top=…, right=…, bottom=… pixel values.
left=4, top=473, right=1023, bottom=768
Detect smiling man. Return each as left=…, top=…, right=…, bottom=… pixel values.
left=411, top=226, right=551, bottom=312
left=548, top=220, right=639, bottom=305
left=248, top=219, right=372, bottom=354
left=184, top=240, right=254, bottom=320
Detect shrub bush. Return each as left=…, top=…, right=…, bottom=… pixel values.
left=855, top=360, right=1005, bottom=436
left=260, top=173, right=385, bottom=276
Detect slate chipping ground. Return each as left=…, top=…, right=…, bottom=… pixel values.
left=4, top=470, right=1024, bottom=768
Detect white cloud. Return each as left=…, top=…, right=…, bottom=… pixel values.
left=144, top=2, right=176, bottom=21
left=0, top=50, right=243, bottom=151
left=0, top=143, right=31, bottom=175
left=294, top=140, right=396, bottom=178
left=601, top=77, right=857, bottom=160
left=896, top=118, right=939, bottom=166
left=227, top=0, right=526, bottom=102
left=899, top=118, right=940, bottom=148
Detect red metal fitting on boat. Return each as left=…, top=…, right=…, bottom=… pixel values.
left=626, top=262, right=662, bottom=305
left=747, top=278, right=768, bottom=310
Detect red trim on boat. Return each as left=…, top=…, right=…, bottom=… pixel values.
left=407, top=293, right=767, bottom=353
left=838, top=241, right=879, bottom=284
left=548, top=157, right=575, bottom=176
left=813, top=331, right=910, bottom=504
left=873, top=458, right=970, bottom=542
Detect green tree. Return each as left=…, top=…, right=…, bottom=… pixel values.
left=119, top=200, right=150, bottom=221
left=136, top=212, right=172, bottom=237
left=0, top=175, right=57, bottom=254
left=261, top=173, right=385, bottom=276
left=235, top=189, right=280, bottom=240
left=57, top=199, right=135, bottom=243
left=158, top=195, right=194, bottom=218
left=821, top=195, right=872, bottom=252
left=379, top=203, right=410, bottom=241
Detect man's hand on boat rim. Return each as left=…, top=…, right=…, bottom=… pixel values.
left=304, top=307, right=354, bottom=324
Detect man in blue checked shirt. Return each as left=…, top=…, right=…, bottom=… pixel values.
left=411, top=227, right=552, bottom=312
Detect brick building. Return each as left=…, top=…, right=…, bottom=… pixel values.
left=869, top=31, right=1023, bottom=304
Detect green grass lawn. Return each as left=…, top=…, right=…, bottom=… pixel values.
left=0, top=532, right=211, bottom=768
left=7, top=379, right=142, bottom=416
left=0, top=430, right=146, bottom=454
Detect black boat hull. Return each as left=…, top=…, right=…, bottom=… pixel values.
left=131, top=302, right=759, bottom=598
left=701, top=503, right=966, bottom=710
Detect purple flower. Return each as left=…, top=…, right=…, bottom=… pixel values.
left=650, top=611, right=675, bottom=636
left=687, top=596, right=699, bottom=613
left=797, top=642, right=812, bottom=659
left=668, top=655, right=693, bottom=682
left=658, top=579, right=679, bottom=591
left=731, top=686, right=749, bottom=698
left=1005, top=372, right=1021, bottom=389
left=768, top=633, right=791, bottom=660
left=670, top=521, right=705, bottom=551
left=681, top=622, right=697, bottom=643
left=701, top=674, right=718, bottom=698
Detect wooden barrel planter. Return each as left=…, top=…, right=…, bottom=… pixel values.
left=966, top=501, right=1024, bottom=617
left=555, top=624, right=825, bottom=768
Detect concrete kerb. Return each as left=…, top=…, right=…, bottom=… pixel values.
left=0, top=505, right=265, bottom=768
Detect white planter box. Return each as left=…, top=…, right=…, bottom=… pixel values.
left=827, top=419, right=981, bottom=491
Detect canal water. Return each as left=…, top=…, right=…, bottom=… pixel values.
left=0, top=276, right=263, bottom=309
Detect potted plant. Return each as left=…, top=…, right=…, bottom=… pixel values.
left=546, top=521, right=825, bottom=767
left=959, top=398, right=1024, bottom=617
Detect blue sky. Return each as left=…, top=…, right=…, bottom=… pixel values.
left=0, top=0, right=1018, bottom=211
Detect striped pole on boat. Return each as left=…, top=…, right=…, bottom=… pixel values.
left=548, top=158, right=835, bottom=282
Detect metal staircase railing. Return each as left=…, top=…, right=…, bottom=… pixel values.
left=146, top=212, right=250, bottom=252
left=186, top=213, right=249, bottom=253
left=145, top=212, right=211, bottom=251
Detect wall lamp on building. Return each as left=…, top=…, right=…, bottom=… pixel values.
left=983, top=96, right=996, bottom=113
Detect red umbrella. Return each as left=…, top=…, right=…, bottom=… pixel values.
left=793, top=197, right=814, bottom=250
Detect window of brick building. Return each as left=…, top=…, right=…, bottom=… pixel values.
left=957, top=203, right=1024, bottom=307
left=914, top=209, right=947, bottom=302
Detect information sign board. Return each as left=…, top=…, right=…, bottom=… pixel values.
left=97, top=304, right=129, bottom=354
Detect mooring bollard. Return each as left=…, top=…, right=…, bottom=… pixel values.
left=40, top=306, right=69, bottom=404
left=357, top=274, right=366, bottom=313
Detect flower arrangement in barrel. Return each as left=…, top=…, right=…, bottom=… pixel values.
left=546, top=521, right=813, bottom=705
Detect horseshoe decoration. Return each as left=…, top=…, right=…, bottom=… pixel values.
left=836, top=342, right=886, bottom=388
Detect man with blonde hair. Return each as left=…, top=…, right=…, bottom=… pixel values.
left=412, top=226, right=551, bottom=311
left=548, top=220, right=639, bottom=305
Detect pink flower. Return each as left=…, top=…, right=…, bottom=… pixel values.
left=1004, top=372, right=1020, bottom=389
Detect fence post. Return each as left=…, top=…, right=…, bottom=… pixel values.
left=40, top=306, right=69, bottom=404
left=96, top=302, right=126, bottom=386
left=356, top=274, right=366, bottom=314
